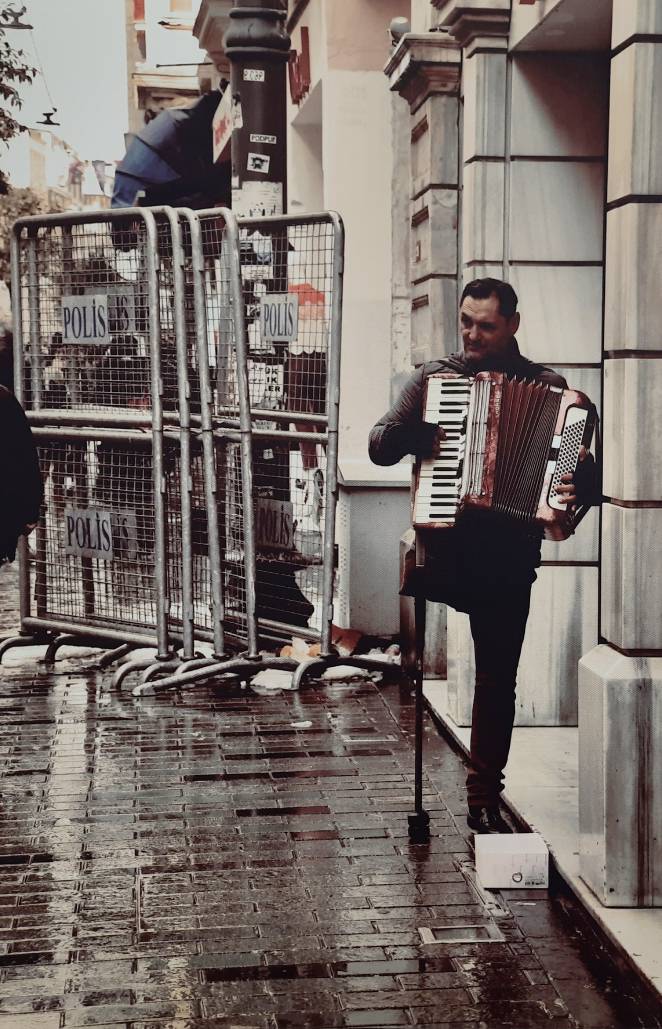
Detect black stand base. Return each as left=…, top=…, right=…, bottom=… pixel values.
left=408, top=809, right=431, bottom=844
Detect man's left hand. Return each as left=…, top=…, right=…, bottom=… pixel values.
left=556, top=445, right=588, bottom=508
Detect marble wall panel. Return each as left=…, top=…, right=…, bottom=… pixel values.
left=462, top=161, right=505, bottom=264
left=604, top=202, right=662, bottom=352
left=446, top=565, right=598, bottom=727
left=511, top=55, right=608, bottom=159
left=601, top=504, right=662, bottom=651
left=411, top=95, right=459, bottom=199
left=579, top=645, right=662, bottom=906
left=510, top=265, right=603, bottom=365
left=411, top=189, right=458, bottom=280
left=541, top=508, right=599, bottom=566
left=509, top=161, right=604, bottom=262
left=461, top=263, right=503, bottom=286
left=411, top=277, right=459, bottom=365
left=608, top=43, right=662, bottom=202
left=463, top=51, right=507, bottom=162
left=603, top=359, right=662, bottom=502
left=611, top=0, right=662, bottom=47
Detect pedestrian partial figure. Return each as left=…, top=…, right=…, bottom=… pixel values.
left=0, top=385, right=43, bottom=565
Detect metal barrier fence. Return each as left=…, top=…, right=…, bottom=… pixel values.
left=4, top=208, right=174, bottom=661
left=2, top=206, right=347, bottom=696
left=138, top=212, right=344, bottom=695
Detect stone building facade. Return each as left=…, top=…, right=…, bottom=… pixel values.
left=388, top=0, right=661, bottom=910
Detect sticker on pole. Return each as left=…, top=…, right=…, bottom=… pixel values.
left=62, top=295, right=111, bottom=344
left=233, top=180, right=283, bottom=218
left=260, top=293, right=299, bottom=343
left=250, top=133, right=276, bottom=145
left=247, top=152, right=271, bottom=174
left=212, top=87, right=233, bottom=163
left=244, top=68, right=265, bottom=82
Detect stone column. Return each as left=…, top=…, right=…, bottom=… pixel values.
left=386, top=32, right=461, bottom=678
left=435, top=0, right=603, bottom=730
left=579, top=0, right=662, bottom=908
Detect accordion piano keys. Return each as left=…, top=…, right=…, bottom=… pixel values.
left=413, top=372, right=594, bottom=541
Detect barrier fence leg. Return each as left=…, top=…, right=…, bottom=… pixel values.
left=408, top=592, right=431, bottom=844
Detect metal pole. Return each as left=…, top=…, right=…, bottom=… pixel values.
left=408, top=592, right=431, bottom=844
left=320, top=214, right=344, bottom=656
left=10, top=227, right=32, bottom=627
left=162, top=207, right=195, bottom=662
left=142, top=210, right=172, bottom=661
left=224, top=0, right=289, bottom=218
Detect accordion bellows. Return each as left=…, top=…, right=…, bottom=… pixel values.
left=413, top=372, right=595, bottom=541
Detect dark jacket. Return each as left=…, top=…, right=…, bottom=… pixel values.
left=369, top=343, right=594, bottom=611
left=0, top=386, right=43, bottom=564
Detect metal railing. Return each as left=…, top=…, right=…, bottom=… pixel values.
left=2, top=207, right=354, bottom=697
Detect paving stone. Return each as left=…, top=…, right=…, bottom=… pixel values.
left=0, top=582, right=652, bottom=1029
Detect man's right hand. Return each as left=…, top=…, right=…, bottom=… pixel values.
left=417, top=421, right=447, bottom=458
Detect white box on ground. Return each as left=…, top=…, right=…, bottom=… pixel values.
left=475, top=832, right=549, bottom=889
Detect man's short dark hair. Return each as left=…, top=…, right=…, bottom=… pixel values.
left=460, top=277, right=518, bottom=320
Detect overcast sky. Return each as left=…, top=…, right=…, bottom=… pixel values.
left=13, top=0, right=129, bottom=162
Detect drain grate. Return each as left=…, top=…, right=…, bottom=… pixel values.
left=418, top=923, right=505, bottom=945
left=341, top=733, right=398, bottom=743
left=457, top=858, right=510, bottom=918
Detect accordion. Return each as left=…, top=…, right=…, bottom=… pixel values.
left=413, top=371, right=595, bottom=541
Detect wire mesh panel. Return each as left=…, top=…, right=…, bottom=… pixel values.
left=10, top=210, right=170, bottom=653
left=31, top=430, right=164, bottom=642
left=193, top=211, right=343, bottom=651
left=13, top=216, right=159, bottom=415
left=178, top=209, right=256, bottom=658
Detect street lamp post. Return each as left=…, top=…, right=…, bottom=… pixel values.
left=224, top=0, right=290, bottom=218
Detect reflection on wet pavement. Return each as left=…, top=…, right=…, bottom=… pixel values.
left=0, top=647, right=658, bottom=1028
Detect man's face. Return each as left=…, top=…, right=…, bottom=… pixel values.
left=459, top=294, right=520, bottom=366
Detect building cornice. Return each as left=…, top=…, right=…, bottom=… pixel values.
left=193, top=0, right=233, bottom=67
left=432, top=1, right=510, bottom=55
left=384, top=33, right=461, bottom=113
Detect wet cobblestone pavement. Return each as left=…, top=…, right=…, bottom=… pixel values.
left=1, top=573, right=661, bottom=1028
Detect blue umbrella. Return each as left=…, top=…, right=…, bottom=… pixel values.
left=111, top=90, right=230, bottom=245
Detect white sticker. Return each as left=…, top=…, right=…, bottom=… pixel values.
left=247, top=152, right=271, bottom=174
left=250, top=133, right=277, bottom=145
left=61, top=294, right=111, bottom=344
left=232, top=180, right=283, bottom=218
left=63, top=509, right=138, bottom=561
left=243, top=68, right=265, bottom=82
left=260, top=293, right=299, bottom=343
left=232, top=96, right=243, bottom=130
left=64, top=508, right=114, bottom=560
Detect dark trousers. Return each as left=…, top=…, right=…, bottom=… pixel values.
left=466, top=583, right=532, bottom=807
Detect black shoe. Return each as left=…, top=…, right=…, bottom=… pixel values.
left=467, top=805, right=513, bottom=834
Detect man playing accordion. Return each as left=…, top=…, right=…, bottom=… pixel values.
left=369, top=277, right=599, bottom=834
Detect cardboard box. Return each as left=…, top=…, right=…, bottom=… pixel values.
left=475, top=832, right=548, bottom=889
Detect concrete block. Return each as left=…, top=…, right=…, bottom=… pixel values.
left=603, top=358, right=662, bottom=501
left=579, top=645, right=662, bottom=906
left=605, top=202, right=662, bottom=351
left=601, top=504, right=662, bottom=651
left=509, top=160, right=604, bottom=262
left=608, top=43, right=662, bottom=202
left=511, top=54, right=608, bottom=158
